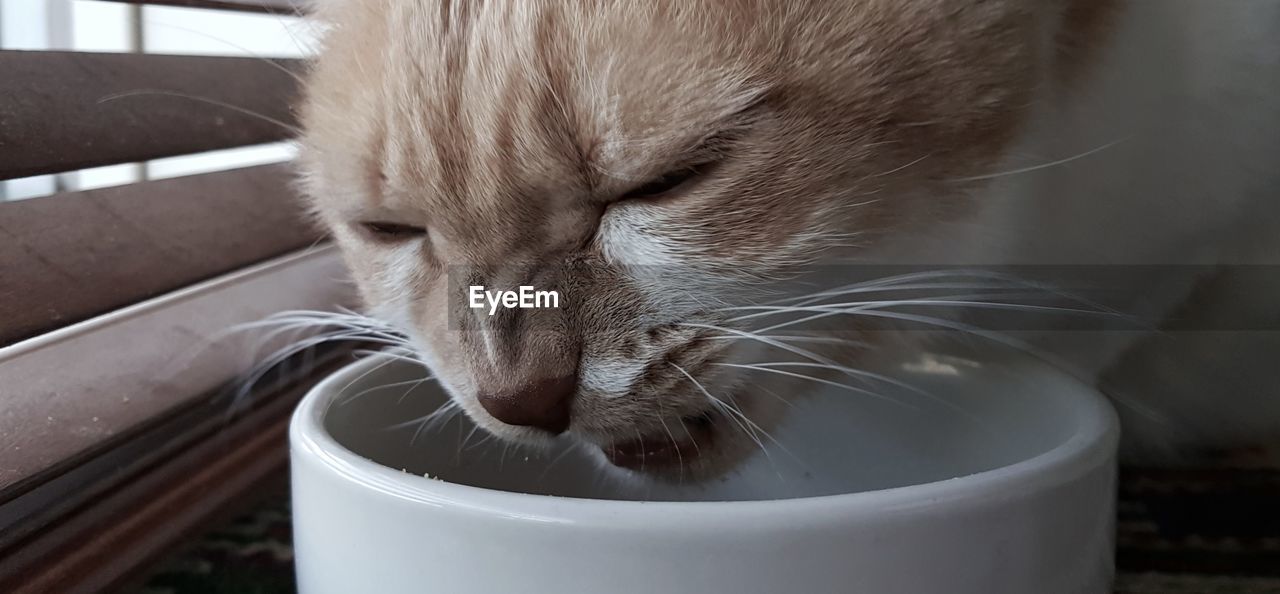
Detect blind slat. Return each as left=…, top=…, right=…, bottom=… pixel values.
left=99, top=0, right=306, bottom=14
left=0, top=163, right=320, bottom=346
left=0, top=51, right=303, bottom=180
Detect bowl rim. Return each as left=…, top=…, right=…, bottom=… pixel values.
left=290, top=352, right=1119, bottom=524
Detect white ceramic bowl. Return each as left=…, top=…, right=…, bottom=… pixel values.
left=290, top=349, right=1118, bottom=594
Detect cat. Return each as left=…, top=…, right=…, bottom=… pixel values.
left=296, top=0, right=1280, bottom=481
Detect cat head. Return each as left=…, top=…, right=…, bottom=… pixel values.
left=298, top=0, right=1113, bottom=480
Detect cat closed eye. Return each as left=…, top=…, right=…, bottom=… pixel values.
left=617, top=166, right=704, bottom=202
left=356, top=221, right=428, bottom=242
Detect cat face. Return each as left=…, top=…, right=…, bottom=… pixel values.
left=299, top=0, right=1090, bottom=480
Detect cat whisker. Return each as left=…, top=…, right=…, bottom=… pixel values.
left=333, top=353, right=412, bottom=403
left=801, top=308, right=1074, bottom=371
left=862, top=153, right=931, bottom=180
left=774, top=269, right=1067, bottom=306
left=396, top=376, right=434, bottom=405
left=680, top=321, right=907, bottom=388
left=681, top=321, right=977, bottom=418
left=714, top=362, right=916, bottom=410
left=719, top=389, right=806, bottom=477
left=381, top=400, right=461, bottom=443
left=456, top=425, right=482, bottom=463
left=726, top=295, right=1128, bottom=335
left=669, top=362, right=770, bottom=462
left=138, top=20, right=309, bottom=85
left=227, top=329, right=363, bottom=410
left=223, top=309, right=416, bottom=410
left=536, top=443, right=579, bottom=483
left=708, top=398, right=773, bottom=466
left=739, top=361, right=985, bottom=422
left=656, top=412, right=685, bottom=484
left=670, top=362, right=804, bottom=481
left=952, top=137, right=1131, bottom=182
left=774, top=281, right=1035, bottom=307
left=757, top=385, right=798, bottom=409
left=466, top=432, right=497, bottom=453
left=335, top=376, right=431, bottom=407
left=702, top=334, right=871, bottom=349
left=97, top=89, right=302, bottom=135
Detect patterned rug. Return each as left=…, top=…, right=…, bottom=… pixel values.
left=128, top=467, right=1280, bottom=594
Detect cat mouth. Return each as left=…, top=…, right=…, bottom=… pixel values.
left=601, top=411, right=717, bottom=470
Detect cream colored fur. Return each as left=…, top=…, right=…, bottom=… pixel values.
left=299, top=0, right=1280, bottom=479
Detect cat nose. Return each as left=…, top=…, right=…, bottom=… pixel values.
left=476, top=375, right=576, bottom=434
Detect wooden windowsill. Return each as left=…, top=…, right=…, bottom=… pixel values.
left=0, top=246, right=353, bottom=503
left=0, top=346, right=357, bottom=594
